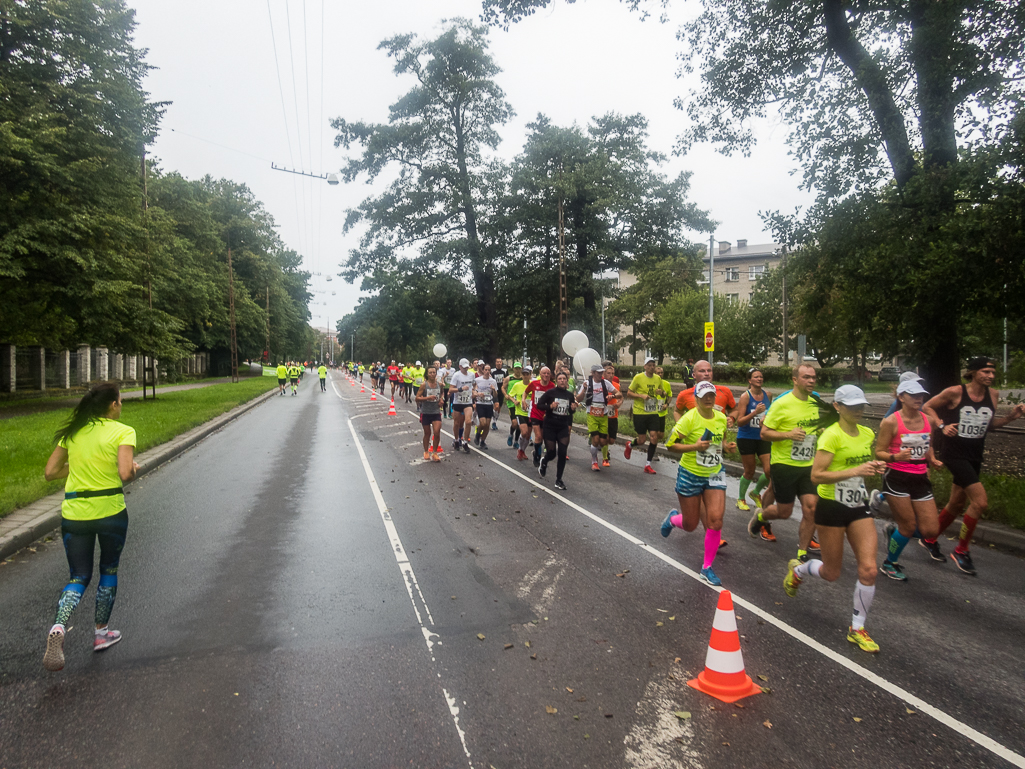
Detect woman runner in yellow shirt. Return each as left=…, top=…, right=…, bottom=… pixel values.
left=43, top=382, right=139, bottom=671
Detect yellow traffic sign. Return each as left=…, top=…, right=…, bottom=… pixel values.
left=704, top=321, right=715, bottom=352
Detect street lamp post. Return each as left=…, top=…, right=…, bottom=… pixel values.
left=708, top=233, right=715, bottom=366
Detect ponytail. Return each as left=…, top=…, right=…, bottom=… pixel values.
left=807, top=392, right=841, bottom=433
left=54, top=381, right=121, bottom=445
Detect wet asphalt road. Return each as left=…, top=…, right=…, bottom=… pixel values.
left=1, top=371, right=1023, bottom=769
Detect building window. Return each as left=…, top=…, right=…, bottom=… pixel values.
left=749, top=264, right=766, bottom=280
left=724, top=267, right=740, bottom=282
left=726, top=293, right=740, bottom=304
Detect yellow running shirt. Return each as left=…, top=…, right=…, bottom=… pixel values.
left=318, top=365, right=327, bottom=378
left=762, top=391, right=821, bottom=467
left=508, top=380, right=529, bottom=417
left=628, top=373, right=664, bottom=415
left=815, top=422, right=876, bottom=506
left=665, top=408, right=728, bottom=477
left=59, top=419, right=137, bottom=521
left=276, top=364, right=287, bottom=378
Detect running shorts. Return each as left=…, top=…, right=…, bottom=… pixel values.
left=587, top=414, right=609, bottom=437
left=530, top=417, right=545, bottom=427
left=608, top=417, right=618, bottom=442
left=737, top=438, right=771, bottom=457
left=943, top=458, right=982, bottom=489
left=476, top=404, right=494, bottom=420
left=675, top=465, right=727, bottom=497
left=770, top=463, right=816, bottom=505
left=815, top=497, right=872, bottom=527
left=543, top=424, right=571, bottom=443
left=290, top=378, right=298, bottom=384
left=516, top=414, right=532, bottom=426
left=420, top=413, right=441, bottom=425
left=278, top=378, right=286, bottom=385
left=632, top=412, right=661, bottom=436
left=882, top=468, right=934, bottom=502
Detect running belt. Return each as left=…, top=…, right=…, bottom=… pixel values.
left=64, top=487, right=123, bottom=500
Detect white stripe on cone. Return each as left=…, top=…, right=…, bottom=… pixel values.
left=703, top=646, right=746, bottom=675
left=711, top=608, right=738, bottom=633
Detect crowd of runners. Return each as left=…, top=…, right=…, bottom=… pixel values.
left=40, top=353, right=1021, bottom=670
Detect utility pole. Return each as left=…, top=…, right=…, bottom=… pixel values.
left=523, top=315, right=528, bottom=369
left=141, top=147, right=156, bottom=400
left=265, top=286, right=270, bottom=363
left=558, top=196, right=568, bottom=341
left=708, top=233, right=715, bottom=366
left=227, top=248, right=239, bottom=383
left=781, top=246, right=789, bottom=368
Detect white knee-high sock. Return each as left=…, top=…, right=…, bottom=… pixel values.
left=851, top=580, right=875, bottom=631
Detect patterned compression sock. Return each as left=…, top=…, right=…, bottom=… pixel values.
left=956, top=515, right=978, bottom=554
left=738, top=476, right=752, bottom=500
left=95, top=574, right=118, bottom=626
left=887, top=528, right=911, bottom=562
left=602, top=444, right=609, bottom=461
left=794, top=559, right=822, bottom=580
left=702, top=528, right=720, bottom=570
left=590, top=444, right=600, bottom=463
left=851, top=580, right=875, bottom=631
left=54, top=584, right=85, bottom=627
left=519, top=434, right=529, bottom=452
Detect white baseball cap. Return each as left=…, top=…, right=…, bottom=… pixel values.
left=897, top=380, right=928, bottom=396
left=415, top=360, right=421, bottom=366
left=898, top=371, right=923, bottom=383
left=459, top=358, right=469, bottom=368
left=834, top=385, right=869, bottom=405
left=644, top=356, right=657, bottom=364
left=694, top=381, right=716, bottom=398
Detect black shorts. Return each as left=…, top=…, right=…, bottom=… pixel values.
left=608, top=417, right=618, bottom=441
left=815, top=497, right=873, bottom=527
left=420, top=413, right=441, bottom=425
left=278, top=378, right=286, bottom=385
left=942, top=458, right=982, bottom=489
left=543, top=424, right=571, bottom=443
left=516, top=414, right=532, bottom=426
left=882, top=468, right=934, bottom=501
left=290, top=378, right=298, bottom=384
left=770, top=463, right=816, bottom=505
left=530, top=417, right=545, bottom=427
left=737, top=438, right=771, bottom=457
left=476, top=404, right=494, bottom=419
left=632, top=412, right=661, bottom=435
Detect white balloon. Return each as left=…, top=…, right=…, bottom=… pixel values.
left=573, top=347, right=601, bottom=376
left=562, top=329, right=588, bottom=357
left=433, top=343, right=447, bottom=358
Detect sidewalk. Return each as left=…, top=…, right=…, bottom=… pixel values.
left=0, top=387, right=278, bottom=562
left=564, top=422, right=1025, bottom=556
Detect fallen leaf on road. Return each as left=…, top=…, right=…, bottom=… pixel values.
left=616, top=573, right=627, bottom=578
left=477, top=634, right=486, bottom=641
left=669, top=616, right=675, bottom=621
left=906, top=708, right=915, bottom=715
left=657, top=609, right=668, bottom=613
left=574, top=715, right=579, bottom=720
left=722, top=742, right=730, bottom=746
left=853, top=717, right=863, bottom=723
left=451, top=596, right=457, bottom=600
left=734, top=703, right=744, bottom=709
left=774, top=602, right=783, bottom=606
left=763, top=720, right=772, bottom=729
left=757, top=675, right=768, bottom=681
left=656, top=622, right=664, bottom=627
left=504, top=644, right=514, bottom=650
left=566, top=687, right=574, bottom=693
left=674, top=711, right=691, bottom=720
left=531, top=653, right=537, bottom=660
left=546, top=706, right=557, bottom=715
left=525, top=641, right=531, bottom=647
left=584, top=734, right=590, bottom=739
left=674, top=657, right=681, bottom=664
left=577, top=696, right=587, bottom=702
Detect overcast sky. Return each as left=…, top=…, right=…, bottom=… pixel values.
left=130, top=0, right=813, bottom=330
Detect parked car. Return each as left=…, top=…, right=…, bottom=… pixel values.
left=878, top=366, right=902, bottom=382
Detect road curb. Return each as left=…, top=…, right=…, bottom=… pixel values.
left=567, top=422, right=1025, bottom=556
left=0, top=387, right=279, bottom=563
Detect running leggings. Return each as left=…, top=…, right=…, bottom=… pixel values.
left=55, top=510, right=128, bottom=627
left=543, top=436, right=570, bottom=481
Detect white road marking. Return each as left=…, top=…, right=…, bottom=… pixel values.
left=623, top=676, right=702, bottom=769
left=335, top=385, right=473, bottom=767
left=385, top=408, right=1025, bottom=769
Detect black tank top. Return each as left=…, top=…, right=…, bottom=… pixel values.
left=936, top=385, right=995, bottom=463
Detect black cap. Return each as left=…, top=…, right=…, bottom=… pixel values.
left=965, top=356, right=996, bottom=372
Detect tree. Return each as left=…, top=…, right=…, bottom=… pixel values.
left=332, top=20, right=513, bottom=357
left=483, top=0, right=1025, bottom=389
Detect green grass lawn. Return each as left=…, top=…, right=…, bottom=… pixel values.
left=0, top=377, right=276, bottom=518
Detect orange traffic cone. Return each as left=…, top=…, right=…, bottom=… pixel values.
left=370, top=390, right=377, bottom=401
left=360, top=382, right=365, bottom=393
left=687, top=590, right=762, bottom=703
left=388, top=398, right=397, bottom=416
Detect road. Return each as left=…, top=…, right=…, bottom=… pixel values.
left=1, top=371, right=1023, bottom=768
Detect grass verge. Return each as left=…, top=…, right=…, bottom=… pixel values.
left=0, top=377, right=277, bottom=519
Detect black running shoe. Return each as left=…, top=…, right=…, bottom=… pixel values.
left=918, top=537, right=944, bottom=562
left=532, top=453, right=541, bottom=468
left=539, top=457, right=548, bottom=477
left=554, top=479, right=567, bottom=490
left=950, top=550, right=977, bottom=575
left=463, top=441, right=471, bottom=454
left=479, top=441, right=489, bottom=451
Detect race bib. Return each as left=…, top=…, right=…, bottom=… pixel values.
left=900, top=432, right=930, bottom=460
left=749, top=413, right=762, bottom=428
left=604, top=403, right=616, bottom=416
left=957, top=409, right=991, bottom=439
left=790, top=434, right=817, bottom=462
left=454, top=391, right=471, bottom=405
left=415, top=377, right=424, bottom=386
left=643, top=398, right=657, bottom=412
left=478, top=392, right=493, bottom=404
left=535, top=390, right=546, bottom=405
left=589, top=405, right=605, bottom=417
left=835, top=477, right=868, bottom=508
left=553, top=398, right=570, bottom=416
left=656, top=398, right=667, bottom=413
left=696, top=443, right=723, bottom=468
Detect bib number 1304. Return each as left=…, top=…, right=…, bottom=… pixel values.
left=834, top=478, right=868, bottom=508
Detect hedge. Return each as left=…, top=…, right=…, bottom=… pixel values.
left=607, top=362, right=855, bottom=387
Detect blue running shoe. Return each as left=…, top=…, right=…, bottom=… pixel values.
left=507, top=434, right=513, bottom=447
left=661, top=510, right=675, bottom=538
left=700, top=566, right=722, bottom=587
